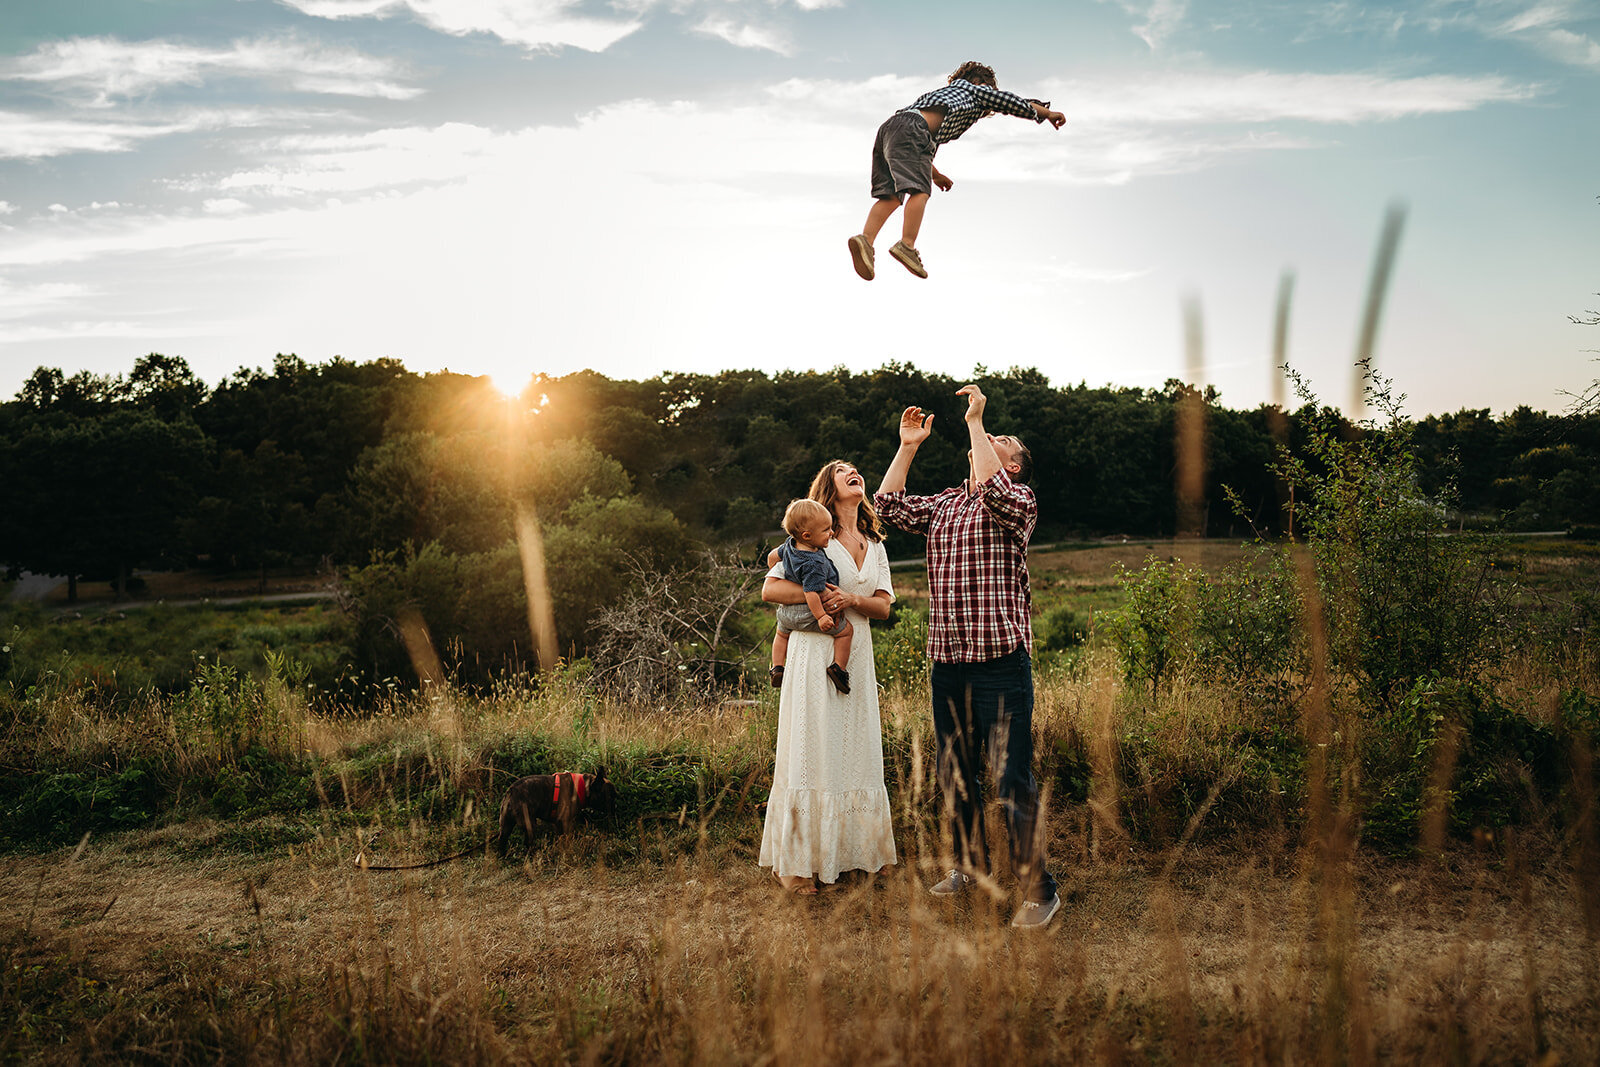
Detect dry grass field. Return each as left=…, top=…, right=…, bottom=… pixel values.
left=4, top=538, right=1598, bottom=1063
left=4, top=680, right=1599, bottom=1065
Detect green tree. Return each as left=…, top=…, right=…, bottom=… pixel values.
left=3, top=409, right=209, bottom=601
left=191, top=440, right=313, bottom=588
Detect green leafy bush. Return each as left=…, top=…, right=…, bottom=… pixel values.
left=3, top=761, right=169, bottom=845
left=874, top=607, right=929, bottom=693
left=1281, top=366, right=1509, bottom=711
left=1036, top=602, right=1090, bottom=653
left=1360, top=675, right=1568, bottom=852
left=1104, top=559, right=1201, bottom=693
left=1193, top=549, right=1303, bottom=704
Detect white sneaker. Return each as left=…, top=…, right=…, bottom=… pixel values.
left=928, top=869, right=973, bottom=896
left=889, top=240, right=927, bottom=278
left=1010, top=893, right=1061, bottom=929
left=848, top=234, right=875, bottom=280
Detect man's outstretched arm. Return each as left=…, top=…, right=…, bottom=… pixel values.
left=960, top=384, right=1004, bottom=484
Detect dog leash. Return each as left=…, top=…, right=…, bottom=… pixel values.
left=351, top=844, right=482, bottom=871
left=355, top=771, right=592, bottom=871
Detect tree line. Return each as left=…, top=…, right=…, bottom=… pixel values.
left=2, top=353, right=1597, bottom=653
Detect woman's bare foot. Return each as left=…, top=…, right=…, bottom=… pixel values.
left=775, top=873, right=817, bottom=895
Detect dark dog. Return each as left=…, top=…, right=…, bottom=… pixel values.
left=495, top=768, right=616, bottom=856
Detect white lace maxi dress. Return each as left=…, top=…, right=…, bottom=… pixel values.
left=759, top=538, right=898, bottom=883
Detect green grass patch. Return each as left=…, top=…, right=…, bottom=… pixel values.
left=0, top=600, right=355, bottom=701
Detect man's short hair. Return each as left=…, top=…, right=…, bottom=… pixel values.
left=1010, top=439, right=1033, bottom=485
left=949, top=61, right=997, bottom=87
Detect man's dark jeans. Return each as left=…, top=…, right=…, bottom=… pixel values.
left=930, top=646, right=1057, bottom=904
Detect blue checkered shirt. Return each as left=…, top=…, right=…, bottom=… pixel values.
left=899, top=79, right=1048, bottom=145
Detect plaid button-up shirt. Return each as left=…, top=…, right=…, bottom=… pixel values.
left=899, top=79, right=1048, bottom=146
left=875, top=471, right=1036, bottom=663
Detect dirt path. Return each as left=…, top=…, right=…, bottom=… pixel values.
left=7, top=571, right=64, bottom=601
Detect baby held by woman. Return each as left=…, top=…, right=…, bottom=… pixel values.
left=767, top=498, right=853, bottom=695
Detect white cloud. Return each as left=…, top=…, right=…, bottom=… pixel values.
left=0, top=201, right=17, bottom=215
left=0, top=109, right=193, bottom=158
left=0, top=106, right=350, bottom=159
left=0, top=65, right=1545, bottom=303
left=766, top=74, right=924, bottom=118
left=215, top=123, right=499, bottom=195
left=0, top=278, right=90, bottom=319
left=0, top=319, right=213, bottom=344
left=1038, top=261, right=1152, bottom=284
left=1497, top=1, right=1572, bottom=34
left=48, top=65, right=1530, bottom=210
left=1540, top=27, right=1600, bottom=67
left=1132, top=0, right=1190, bottom=49
left=769, top=68, right=1534, bottom=132
left=2, top=36, right=422, bottom=104
left=1052, top=70, right=1539, bottom=126
left=279, top=0, right=642, bottom=53
left=694, top=17, right=792, bottom=54
left=1483, top=0, right=1600, bottom=69
left=1297, top=0, right=1600, bottom=71
left=282, top=0, right=399, bottom=14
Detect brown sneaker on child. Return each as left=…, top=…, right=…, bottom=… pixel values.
left=848, top=234, right=875, bottom=280
left=889, top=240, right=927, bottom=278
left=826, top=663, right=851, bottom=694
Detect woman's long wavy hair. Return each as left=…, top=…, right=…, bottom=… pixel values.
left=807, top=459, right=885, bottom=543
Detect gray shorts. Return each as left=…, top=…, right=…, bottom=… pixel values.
left=871, top=110, right=935, bottom=201
left=776, top=603, right=852, bottom=637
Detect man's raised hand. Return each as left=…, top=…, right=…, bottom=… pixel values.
left=899, top=406, right=933, bottom=446
left=958, top=384, right=987, bottom=424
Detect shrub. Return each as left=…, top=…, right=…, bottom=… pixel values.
left=3, top=761, right=169, bottom=845
left=176, top=658, right=303, bottom=762
left=1193, top=548, right=1303, bottom=704
left=1104, top=559, right=1201, bottom=693
left=1360, top=675, right=1568, bottom=852
left=586, top=551, right=764, bottom=701
left=874, top=606, right=929, bottom=693
left=1036, top=602, right=1089, bottom=653
left=1281, top=366, right=1509, bottom=710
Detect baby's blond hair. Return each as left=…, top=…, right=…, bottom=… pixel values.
left=783, top=498, right=832, bottom=541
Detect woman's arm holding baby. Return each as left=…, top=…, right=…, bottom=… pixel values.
left=768, top=578, right=873, bottom=617
left=824, top=588, right=892, bottom=622
left=762, top=576, right=804, bottom=604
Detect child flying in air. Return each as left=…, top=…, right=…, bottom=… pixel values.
left=849, top=60, right=1065, bottom=281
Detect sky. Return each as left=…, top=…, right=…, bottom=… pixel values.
left=0, top=0, right=1597, bottom=418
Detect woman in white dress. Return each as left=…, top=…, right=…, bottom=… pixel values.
left=759, top=459, right=898, bottom=892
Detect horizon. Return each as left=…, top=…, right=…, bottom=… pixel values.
left=1, top=0, right=1597, bottom=418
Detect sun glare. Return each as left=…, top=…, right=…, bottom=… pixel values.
left=486, top=373, right=522, bottom=400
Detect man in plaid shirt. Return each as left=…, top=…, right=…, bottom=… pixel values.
left=874, top=384, right=1061, bottom=929
left=848, top=60, right=1065, bottom=282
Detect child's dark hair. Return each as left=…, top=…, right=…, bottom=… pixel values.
left=949, top=61, right=997, bottom=87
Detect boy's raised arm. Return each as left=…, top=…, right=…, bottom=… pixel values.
left=967, top=82, right=1065, bottom=128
